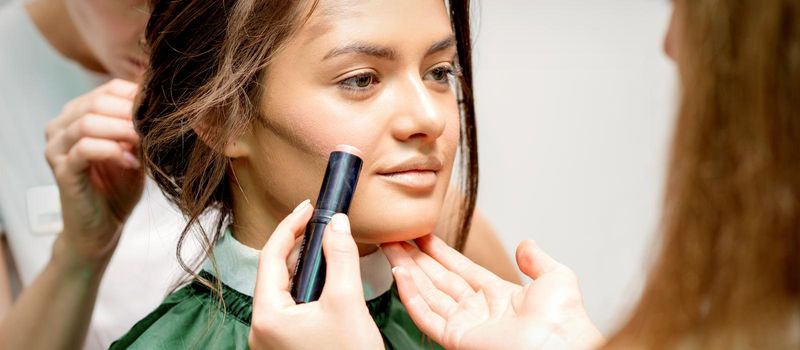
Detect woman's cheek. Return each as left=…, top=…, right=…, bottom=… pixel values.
left=442, top=111, right=461, bottom=161
left=286, top=103, right=386, bottom=159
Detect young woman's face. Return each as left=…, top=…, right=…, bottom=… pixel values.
left=65, top=0, right=149, bottom=80
left=234, top=0, right=460, bottom=244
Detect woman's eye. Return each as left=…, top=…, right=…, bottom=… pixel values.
left=339, top=72, right=379, bottom=91
left=425, top=64, right=455, bottom=84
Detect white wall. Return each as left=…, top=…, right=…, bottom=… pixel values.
left=473, top=0, right=677, bottom=334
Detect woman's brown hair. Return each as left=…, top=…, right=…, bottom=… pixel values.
left=136, top=0, right=478, bottom=286
left=605, top=0, right=800, bottom=348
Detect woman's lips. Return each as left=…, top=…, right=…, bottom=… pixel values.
left=378, top=170, right=438, bottom=191
left=376, top=155, right=443, bottom=192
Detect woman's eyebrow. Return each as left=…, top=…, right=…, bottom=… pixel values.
left=322, top=35, right=457, bottom=61
left=323, top=42, right=397, bottom=60
left=425, top=35, right=456, bottom=56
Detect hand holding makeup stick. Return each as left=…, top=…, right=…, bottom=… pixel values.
left=381, top=235, right=604, bottom=350
left=250, top=204, right=384, bottom=350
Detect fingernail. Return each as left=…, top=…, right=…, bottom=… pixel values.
left=330, top=214, right=349, bottom=234
left=123, top=151, right=141, bottom=169
left=391, top=266, right=401, bottom=275
left=292, top=199, right=311, bottom=213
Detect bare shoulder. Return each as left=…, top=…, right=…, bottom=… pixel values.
left=432, top=188, right=521, bottom=283
left=0, top=236, right=13, bottom=317
left=462, top=209, right=521, bottom=283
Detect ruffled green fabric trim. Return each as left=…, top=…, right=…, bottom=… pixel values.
left=110, top=272, right=442, bottom=350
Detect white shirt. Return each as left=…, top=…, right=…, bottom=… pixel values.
left=0, top=2, right=192, bottom=349
left=203, top=228, right=394, bottom=300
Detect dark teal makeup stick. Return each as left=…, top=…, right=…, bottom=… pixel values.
left=290, top=144, right=363, bottom=303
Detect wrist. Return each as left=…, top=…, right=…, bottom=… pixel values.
left=51, top=233, right=115, bottom=281
left=535, top=311, right=604, bottom=350
left=565, top=312, right=604, bottom=349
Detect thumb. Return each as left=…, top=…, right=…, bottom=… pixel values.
left=516, top=240, right=561, bottom=280
left=320, top=214, right=365, bottom=304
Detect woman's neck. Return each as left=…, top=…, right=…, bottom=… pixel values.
left=230, top=185, right=378, bottom=257
left=26, top=0, right=106, bottom=74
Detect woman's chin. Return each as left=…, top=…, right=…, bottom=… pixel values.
left=347, top=196, right=444, bottom=244
left=352, top=223, right=438, bottom=245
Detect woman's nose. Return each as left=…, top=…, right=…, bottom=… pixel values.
left=390, top=76, right=447, bottom=144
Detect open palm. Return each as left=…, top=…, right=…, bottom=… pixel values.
left=382, top=235, right=602, bottom=350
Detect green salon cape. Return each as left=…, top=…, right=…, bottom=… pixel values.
left=109, top=227, right=441, bottom=349
left=109, top=272, right=441, bottom=349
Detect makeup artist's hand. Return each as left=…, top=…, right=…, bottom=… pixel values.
left=381, top=235, right=604, bottom=350
left=44, top=79, right=143, bottom=267
left=250, top=201, right=384, bottom=350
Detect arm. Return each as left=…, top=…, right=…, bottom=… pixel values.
left=0, top=237, right=112, bottom=349
left=0, top=79, right=142, bottom=349
left=463, top=209, right=522, bottom=283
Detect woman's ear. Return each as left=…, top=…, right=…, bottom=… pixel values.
left=222, top=125, right=255, bottom=159
left=224, top=134, right=252, bottom=159
left=192, top=120, right=253, bottom=159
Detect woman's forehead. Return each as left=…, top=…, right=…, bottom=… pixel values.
left=296, top=0, right=453, bottom=51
